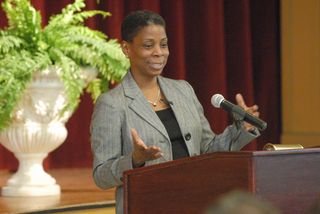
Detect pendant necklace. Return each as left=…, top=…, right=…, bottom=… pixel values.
left=147, top=86, right=161, bottom=107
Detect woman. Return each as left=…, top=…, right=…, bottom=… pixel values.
left=90, top=10, right=260, bottom=214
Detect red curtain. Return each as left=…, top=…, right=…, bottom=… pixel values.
left=0, top=0, right=280, bottom=169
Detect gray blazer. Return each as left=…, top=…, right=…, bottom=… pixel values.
left=90, top=71, right=258, bottom=214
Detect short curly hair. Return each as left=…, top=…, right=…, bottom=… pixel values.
left=121, top=10, right=166, bottom=42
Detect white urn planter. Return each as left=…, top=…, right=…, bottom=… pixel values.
left=0, top=67, right=94, bottom=197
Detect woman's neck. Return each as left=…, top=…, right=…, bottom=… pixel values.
left=130, top=71, right=169, bottom=110
left=130, top=71, right=158, bottom=90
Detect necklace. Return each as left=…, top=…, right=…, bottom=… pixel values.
left=147, top=86, right=161, bottom=107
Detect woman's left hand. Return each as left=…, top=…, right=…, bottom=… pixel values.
left=235, top=93, right=260, bottom=131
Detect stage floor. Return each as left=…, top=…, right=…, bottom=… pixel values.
left=0, top=168, right=115, bottom=213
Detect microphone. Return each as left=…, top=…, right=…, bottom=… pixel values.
left=211, top=94, right=267, bottom=131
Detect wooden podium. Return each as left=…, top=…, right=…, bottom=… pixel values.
left=123, top=148, right=320, bottom=214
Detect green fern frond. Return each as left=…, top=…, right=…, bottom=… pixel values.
left=1, top=0, right=42, bottom=48
left=44, top=24, right=129, bottom=82
left=0, top=51, right=36, bottom=130
left=33, top=51, right=53, bottom=71
left=47, top=0, right=110, bottom=28
left=47, top=10, right=110, bottom=32
left=45, top=25, right=107, bottom=43
left=0, top=0, right=129, bottom=131
left=86, top=79, right=106, bottom=102
left=98, top=78, right=111, bottom=97
left=49, top=48, right=85, bottom=111
left=69, top=10, right=111, bottom=25
left=61, top=0, right=86, bottom=15
left=0, top=30, right=24, bottom=55
left=56, top=35, right=128, bottom=80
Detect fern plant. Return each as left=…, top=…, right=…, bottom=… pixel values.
left=0, top=0, right=129, bottom=131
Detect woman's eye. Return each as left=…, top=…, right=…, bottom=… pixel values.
left=161, top=43, right=168, bottom=48
left=143, top=44, right=153, bottom=49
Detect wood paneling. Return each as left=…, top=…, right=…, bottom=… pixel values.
left=281, top=0, right=320, bottom=147
left=123, top=149, right=320, bottom=214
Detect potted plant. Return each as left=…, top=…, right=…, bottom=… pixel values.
left=0, top=0, right=129, bottom=196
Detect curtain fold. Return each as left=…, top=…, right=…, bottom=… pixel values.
left=0, top=0, right=280, bottom=169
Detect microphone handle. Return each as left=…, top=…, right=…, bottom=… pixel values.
left=221, top=100, right=267, bottom=131
left=221, top=100, right=246, bottom=119
left=243, top=112, right=267, bottom=131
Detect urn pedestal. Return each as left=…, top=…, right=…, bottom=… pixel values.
left=0, top=68, right=73, bottom=196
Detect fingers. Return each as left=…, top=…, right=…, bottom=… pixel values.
left=148, top=146, right=162, bottom=156
left=145, top=146, right=163, bottom=159
left=132, top=145, right=162, bottom=167
left=131, top=128, right=147, bottom=150
left=153, top=152, right=163, bottom=159
left=130, top=128, right=140, bottom=142
left=236, top=94, right=259, bottom=114
left=235, top=93, right=246, bottom=108
left=250, top=105, right=260, bottom=117
left=131, top=128, right=163, bottom=166
left=234, top=94, right=262, bottom=131
left=255, top=112, right=260, bottom=117
left=251, top=104, right=259, bottom=111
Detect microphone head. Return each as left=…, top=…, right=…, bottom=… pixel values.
left=211, top=94, right=225, bottom=108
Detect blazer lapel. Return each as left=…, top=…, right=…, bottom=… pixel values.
left=158, top=77, right=188, bottom=136
left=122, top=72, right=170, bottom=141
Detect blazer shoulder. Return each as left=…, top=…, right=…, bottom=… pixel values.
left=160, top=77, right=195, bottom=97
left=160, top=76, right=192, bottom=90
left=95, top=84, right=124, bottom=108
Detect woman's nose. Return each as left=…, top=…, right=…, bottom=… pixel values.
left=152, top=45, right=164, bottom=55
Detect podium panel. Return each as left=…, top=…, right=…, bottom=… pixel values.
left=123, top=148, right=320, bottom=214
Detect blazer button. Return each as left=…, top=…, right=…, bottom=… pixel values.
left=184, top=133, right=191, bottom=141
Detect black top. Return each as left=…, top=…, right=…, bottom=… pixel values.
left=156, top=108, right=189, bottom=160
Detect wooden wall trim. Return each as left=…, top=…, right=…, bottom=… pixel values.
left=281, top=0, right=320, bottom=147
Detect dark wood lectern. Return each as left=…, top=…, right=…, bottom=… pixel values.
left=123, top=148, right=320, bottom=214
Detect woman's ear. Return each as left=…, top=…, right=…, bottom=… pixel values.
left=121, top=41, right=130, bottom=58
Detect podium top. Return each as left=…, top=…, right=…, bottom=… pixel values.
left=124, top=148, right=320, bottom=176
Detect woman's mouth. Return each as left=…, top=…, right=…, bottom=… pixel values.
left=148, top=62, right=164, bottom=70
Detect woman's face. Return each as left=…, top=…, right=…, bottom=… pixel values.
left=123, top=24, right=169, bottom=79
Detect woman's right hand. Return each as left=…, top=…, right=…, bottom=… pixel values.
left=131, top=128, right=163, bottom=168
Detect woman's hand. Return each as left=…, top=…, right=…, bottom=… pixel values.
left=131, top=128, right=163, bottom=168
left=235, top=93, right=260, bottom=131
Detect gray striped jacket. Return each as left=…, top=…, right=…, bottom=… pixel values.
left=90, top=71, right=258, bottom=214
